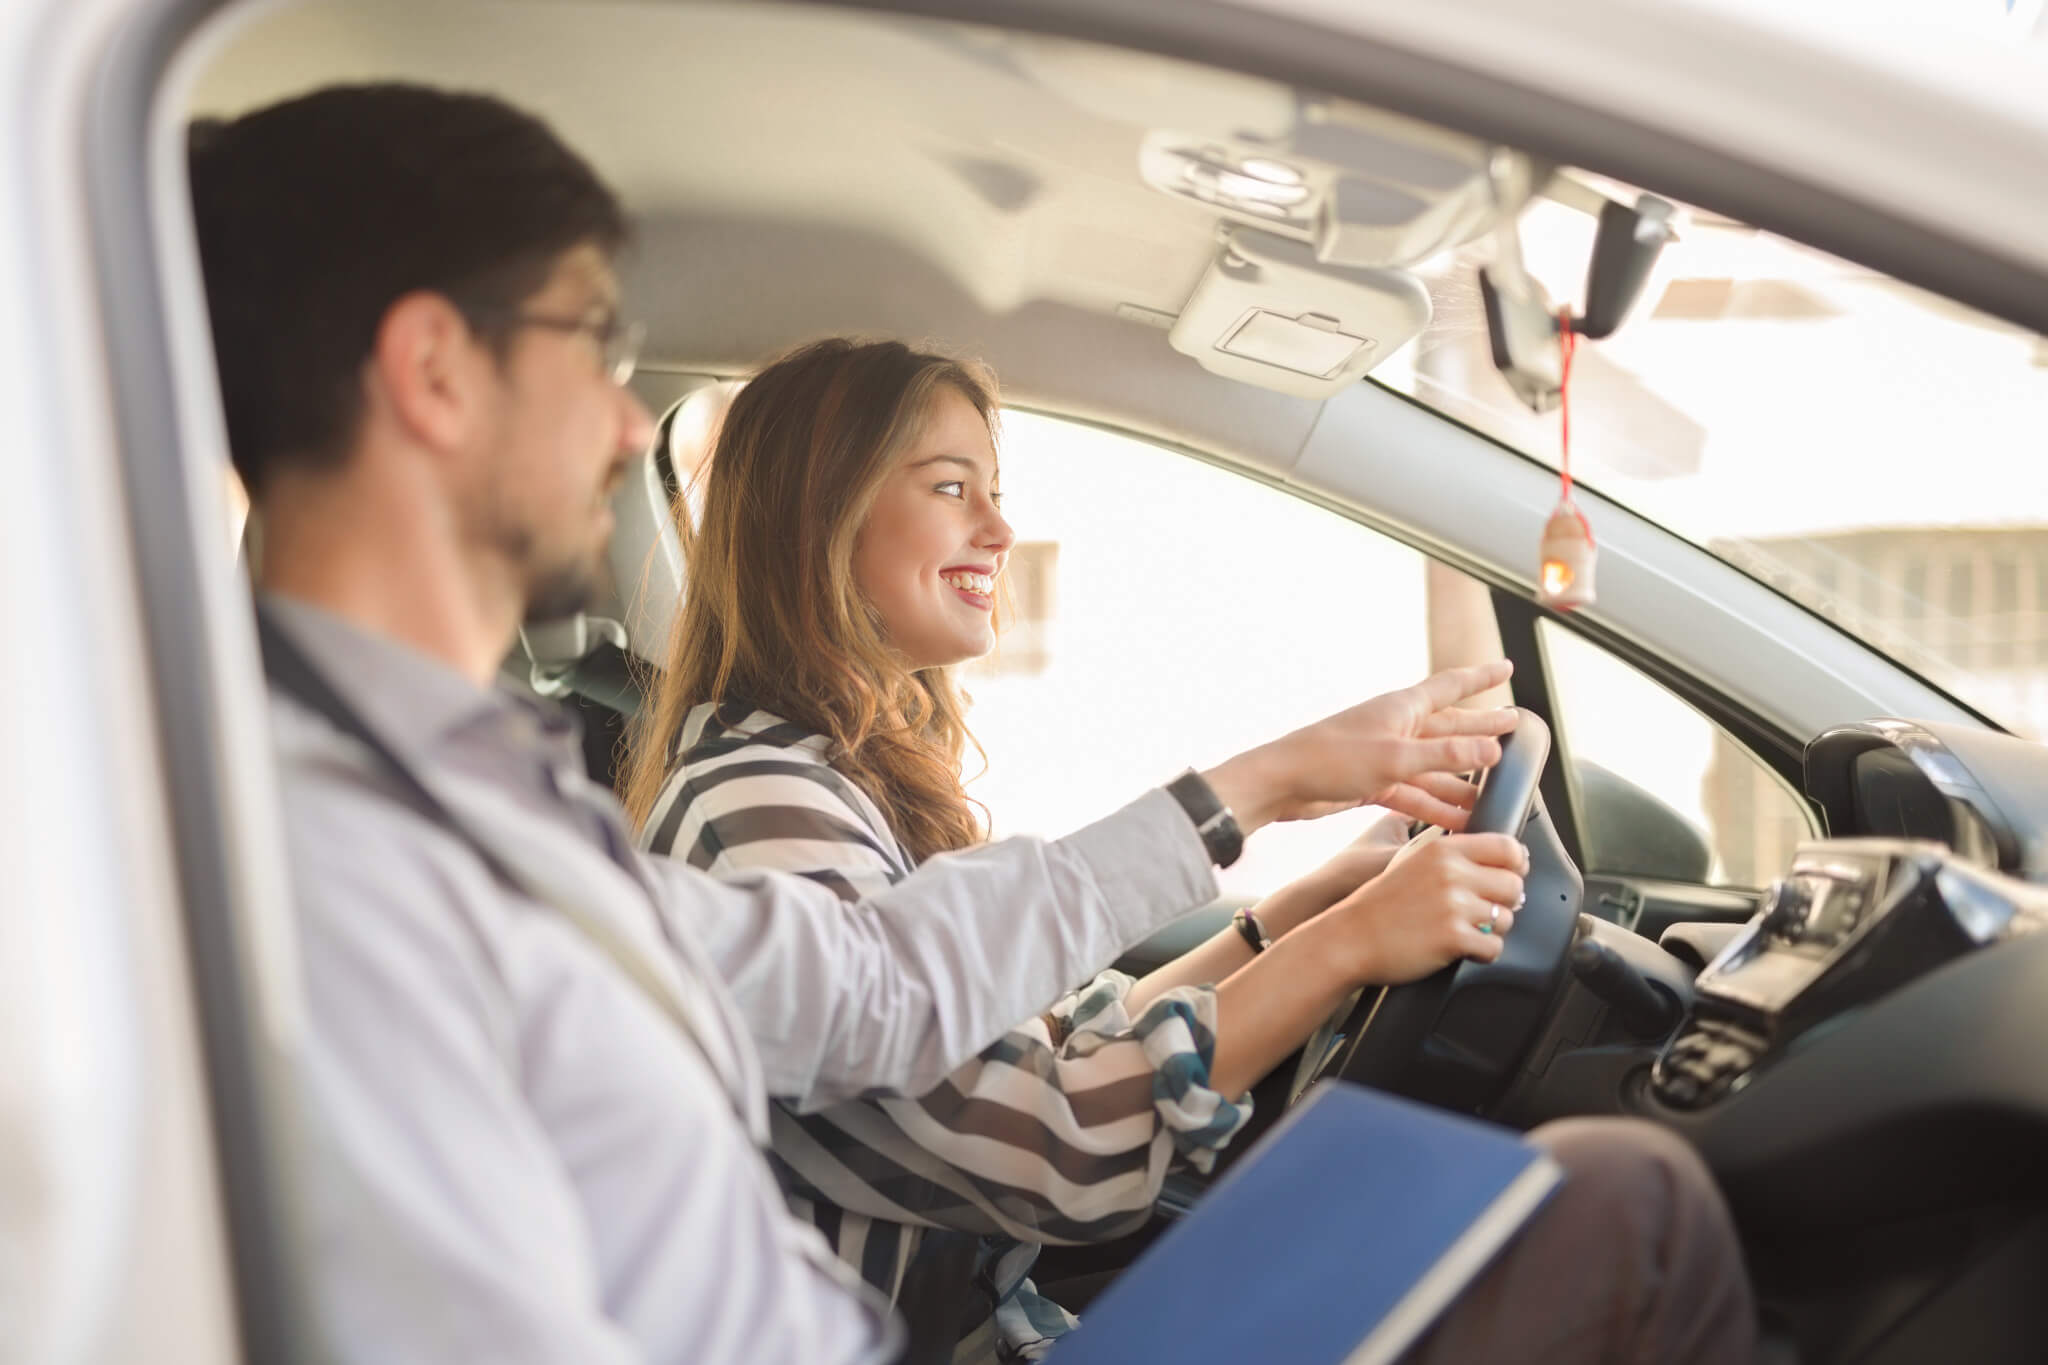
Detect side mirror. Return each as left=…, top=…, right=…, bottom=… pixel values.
left=1576, top=760, right=1712, bottom=884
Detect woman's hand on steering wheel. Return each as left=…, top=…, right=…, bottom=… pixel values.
left=1202, top=660, right=1516, bottom=835
left=1316, top=832, right=1530, bottom=984
left=1249, top=811, right=1432, bottom=937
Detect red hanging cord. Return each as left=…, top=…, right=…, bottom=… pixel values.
left=1555, top=309, right=1591, bottom=538
left=1557, top=308, right=1575, bottom=499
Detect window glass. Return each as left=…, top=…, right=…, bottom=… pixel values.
left=1992, top=556, right=2019, bottom=670
left=968, top=411, right=1444, bottom=897
left=1539, top=620, right=1814, bottom=888
left=1374, top=184, right=2048, bottom=739
left=226, top=466, right=249, bottom=547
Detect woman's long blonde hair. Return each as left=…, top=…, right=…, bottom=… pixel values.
left=623, top=337, right=1000, bottom=862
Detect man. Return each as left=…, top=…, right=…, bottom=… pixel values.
left=189, top=84, right=1754, bottom=1363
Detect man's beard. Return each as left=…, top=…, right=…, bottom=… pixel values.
left=523, top=547, right=604, bottom=624
left=477, top=504, right=607, bottom=624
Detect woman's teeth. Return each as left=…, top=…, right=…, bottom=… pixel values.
left=941, top=570, right=995, bottom=596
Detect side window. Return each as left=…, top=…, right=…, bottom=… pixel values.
left=227, top=466, right=250, bottom=549
left=967, top=411, right=1449, bottom=898
left=1539, top=620, right=1814, bottom=889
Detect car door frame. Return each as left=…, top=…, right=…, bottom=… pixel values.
left=1492, top=587, right=1803, bottom=938
left=55, top=3, right=2048, bottom=1364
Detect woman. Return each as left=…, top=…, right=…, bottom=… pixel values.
left=622, top=339, right=1537, bottom=1361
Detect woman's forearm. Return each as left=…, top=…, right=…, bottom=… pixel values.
left=1205, top=919, right=1363, bottom=1099
left=1202, top=831, right=1528, bottom=1100
left=1121, top=925, right=1256, bottom=1017
left=1121, top=872, right=1332, bottom=1015
left=1122, top=837, right=1400, bottom=1017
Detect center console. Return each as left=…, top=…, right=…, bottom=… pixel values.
left=1653, top=839, right=2048, bottom=1109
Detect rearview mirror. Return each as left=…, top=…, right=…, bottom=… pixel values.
left=1478, top=188, right=1677, bottom=411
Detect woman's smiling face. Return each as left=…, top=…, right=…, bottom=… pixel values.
left=851, top=385, right=1014, bottom=670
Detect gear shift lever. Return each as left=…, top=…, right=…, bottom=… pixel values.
left=1569, top=931, right=1679, bottom=1039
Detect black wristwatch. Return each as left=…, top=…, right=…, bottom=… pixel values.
left=1164, top=768, right=1244, bottom=869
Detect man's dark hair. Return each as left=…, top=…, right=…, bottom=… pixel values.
left=188, top=84, right=627, bottom=494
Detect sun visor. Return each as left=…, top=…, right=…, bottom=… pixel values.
left=1169, top=228, right=1430, bottom=398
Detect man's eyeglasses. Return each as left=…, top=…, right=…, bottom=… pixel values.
left=475, top=309, right=645, bottom=387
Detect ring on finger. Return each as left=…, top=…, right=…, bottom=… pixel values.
left=1479, top=903, right=1501, bottom=935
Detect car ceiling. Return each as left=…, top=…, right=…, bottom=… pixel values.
left=184, top=0, right=1513, bottom=469
left=178, top=0, right=1999, bottom=746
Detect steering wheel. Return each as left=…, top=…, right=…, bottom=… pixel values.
left=1291, top=709, right=1585, bottom=1116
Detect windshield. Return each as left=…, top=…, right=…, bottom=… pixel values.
left=1375, top=191, right=2048, bottom=738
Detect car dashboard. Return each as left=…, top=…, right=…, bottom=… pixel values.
left=1642, top=718, right=2048, bottom=1236
left=1805, top=717, right=2048, bottom=877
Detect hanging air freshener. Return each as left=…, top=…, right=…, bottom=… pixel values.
left=1537, top=311, right=1596, bottom=610
left=1539, top=504, right=1596, bottom=608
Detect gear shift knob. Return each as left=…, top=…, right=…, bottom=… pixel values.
left=1569, top=932, right=1676, bottom=1038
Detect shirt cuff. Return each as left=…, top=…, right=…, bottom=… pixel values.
left=1046, top=970, right=1136, bottom=1039
left=1050, top=975, right=1251, bottom=1168
left=1059, top=787, right=1220, bottom=956
left=1125, top=983, right=1252, bottom=1171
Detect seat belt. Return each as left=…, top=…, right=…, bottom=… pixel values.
left=254, top=608, right=742, bottom=1125
left=262, top=607, right=975, bottom=1357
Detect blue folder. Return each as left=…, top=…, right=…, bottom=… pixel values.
left=1050, top=1081, right=1561, bottom=1365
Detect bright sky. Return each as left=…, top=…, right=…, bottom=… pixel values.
left=1578, top=272, right=2048, bottom=542
left=1394, top=207, right=2048, bottom=544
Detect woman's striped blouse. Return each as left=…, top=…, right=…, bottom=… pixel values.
left=640, top=701, right=1251, bottom=1364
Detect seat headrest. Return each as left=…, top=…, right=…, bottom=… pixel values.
left=507, top=382, right=734, bottom=710
left=610, top=382, right=734, bottom=664
left=604, top=401, right=684, bottom=669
